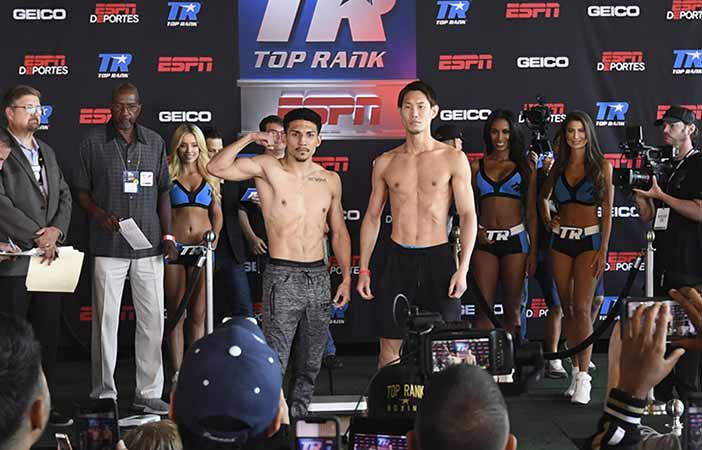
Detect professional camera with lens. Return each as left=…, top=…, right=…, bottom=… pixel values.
left=613, top=125, right=677, bottom=191
left=522, top=95, right=554, bottom=155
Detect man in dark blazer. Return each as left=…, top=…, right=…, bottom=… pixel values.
left=0, top=85, right=72, bottom=426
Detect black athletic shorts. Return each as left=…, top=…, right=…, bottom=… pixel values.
left=375, top=240, right=462, bottom=339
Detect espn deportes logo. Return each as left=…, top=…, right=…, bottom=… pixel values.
left=516, top=56, right=569, bottom=69
left=657, top=104, right=702, bottom=120
left=435, top=0, right=470, bottom=25
left=606, top=252, right=644, bottom=272
left=12, top=8, right=66, bottom=20
left=90, top=3, right=139, bottom=23
left=157, top=57, right=213, bottom=73
left=520, top=103, right=566, bottom=123
left=167, top=2, right=200, bottom=27
left=672, top=49, right=702, bottom=75
left=667, top=0, right=702, bottom=20
left=528, top=298, right=549, bottom=318
left=440, top=109, right=492, bottom=121
left=312, top=156, right=349, bottom=172
left=596, top=51, right=646, bottom=72
left=587, top=5, right=640, bottom=17
left=438, top=54, right=493, bottom=71
left=18, top=55, right=69, bottom=76
left=329, top=256, right=361, bottom=275
left=158, top=111, right=212, bottom=123
left=79, top=108, right=112, bottom=124
left=595, top=102, right=629, bottom=126
left=98, top=53, right=132, bottom=78
left=505, top=2, right=560, bottom=18
left=278, top=94, right=381, bottom=126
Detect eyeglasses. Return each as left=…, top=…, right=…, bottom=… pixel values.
left=10, top=104, right=43, bottom=115
left=112, top=102, right=140, bottom=112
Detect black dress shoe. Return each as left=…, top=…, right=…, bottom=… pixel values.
left=322, top=354, right=343, bottom=370
left=50, top=409, right=74, bottom=427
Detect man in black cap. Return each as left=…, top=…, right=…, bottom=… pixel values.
left=633, top=105, right=702, bottom=399
left=434, top=124, right=464, bottom=152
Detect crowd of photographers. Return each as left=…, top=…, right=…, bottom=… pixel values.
left=4, top=288, right=702, bottom=450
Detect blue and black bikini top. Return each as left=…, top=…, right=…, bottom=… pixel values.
left=170, top=179, right=213, bottom=209
left=553, top=172, right=596, bottom=206
left=475, top=159, right=523, bottom=200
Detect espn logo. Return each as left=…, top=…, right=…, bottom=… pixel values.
left=438, top=54, right=493, bottom=71
left=465, top=153, right=483, bottom=162
left=668, top=0, right=702, bottom=20
left=90, top=3, right=139, bottom=23
left=329, top=255, right=361, bottom=269
left=506, top=2, right=560, bottom=18
left=523, top=103, right=565, bottom=115
left=19, top=55, right=69, bottom=76
left=278, top=95, right=381, bottom=126
left=528, top=298, right=549, bottom=318
left=312, top=156, right=349, bottom=172
left=157, top=56, right=213, bottom=73
left=80, top=305, right=135, bottom=322
left=607, top=252, right=643, bottom=272
left=79, top=108, right=112, bottom=124
left=604, top=153, right=643, bottom=169
left=657, top=104, right=702, bottom=120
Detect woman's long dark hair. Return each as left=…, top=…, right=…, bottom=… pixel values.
left=482, top=109, right=530, bottom=181
left=553, top=110, right=605, bottom=202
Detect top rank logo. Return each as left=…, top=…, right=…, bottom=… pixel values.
left=90, top=3, right=139, bottom=23
left=436, top=1, right=470, bottom=25
left=506, top=2, right=560, bottom=18
left=18, top=55, right=69, bottom=76
left=596, top=51, right=646, bottom=72
left=667, top=0, right=702, bottom=20
left=596, top=101, right=629, bottom=126
left=673, top=49, right=702, bottom=74
left=98, top=53, right=132, bottom=78
left=167, top=2, right=200, bottom=27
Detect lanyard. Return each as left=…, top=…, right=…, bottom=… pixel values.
left=115, top=136, right=141, bottom=172
left=670, top=148, right=698, bottom=181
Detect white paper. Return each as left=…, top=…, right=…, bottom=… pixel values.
left=26, top=247, right=85, bottom=293
left=118, top=218, right=153, bottom=250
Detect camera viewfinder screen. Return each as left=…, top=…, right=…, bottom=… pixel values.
left=687, top=405, right=702, bottom=450
left=431, top=337, right=490, bottom=372
left=352, top=433, right=407, bottom=450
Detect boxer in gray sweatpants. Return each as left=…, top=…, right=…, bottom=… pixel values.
left=207, top=108, right=352, bottom=419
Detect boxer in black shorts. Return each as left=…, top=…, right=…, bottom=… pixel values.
left=357, top=81, right=478, bottom=367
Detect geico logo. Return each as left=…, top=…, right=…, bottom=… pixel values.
left=587, top=5, right=640, bottom=17
left=598, top=206, right=639, bottom=217
left=343, top=210, right=361, bottom=221
left=516, top=56, right=569, bottom=68
left=13, top=8, right=67, bottom=20
left=439, top=109, right=492, bottom=121
left=158, top=111, right=212, bottom=122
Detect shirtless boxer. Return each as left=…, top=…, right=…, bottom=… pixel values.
left=207, top=108, right=351, bottom=417
left=357, top=80, right=478, bottom=368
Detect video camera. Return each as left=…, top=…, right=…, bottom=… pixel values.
left=613, top=125, right=677, bottom=191
left=522, top=95, right=554, bottom=155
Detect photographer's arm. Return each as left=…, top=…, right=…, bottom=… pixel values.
left=633, top=193, right=655, bottom=222
left=634, top=176, right=702, bottom=222
left=539, top=169, right=559, bottom=231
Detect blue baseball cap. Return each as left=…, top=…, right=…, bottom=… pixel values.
left=174, top=317, right=282, bottom=444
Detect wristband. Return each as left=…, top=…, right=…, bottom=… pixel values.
left=359, top=269, right=371, bottom=276
left=162, top=234, right=176, bottom=242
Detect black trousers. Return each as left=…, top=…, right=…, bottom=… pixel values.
left=0, top=275, right=61, bottom=391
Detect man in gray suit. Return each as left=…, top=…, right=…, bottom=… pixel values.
left=0, top=85, right=72, bottom=426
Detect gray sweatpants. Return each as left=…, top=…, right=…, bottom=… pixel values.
left=262, top=259, right=331, bottom=413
